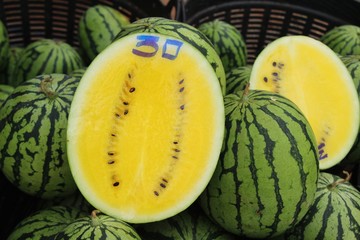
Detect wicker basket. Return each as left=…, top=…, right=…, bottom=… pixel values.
left=0, top=1, right=178, bottom=238
left=179, top=0, right=360, bottom=63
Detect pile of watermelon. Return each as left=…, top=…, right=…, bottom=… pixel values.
left=1, top=3, right=360, bottom=240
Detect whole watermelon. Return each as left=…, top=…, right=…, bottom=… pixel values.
left=199, top=89, right=319, bottom=238
left=197, top=19, right=248, bottom=73
left=78, top=4, right=130, bottom=63
left=320, top=24, right=360, bottom=56
left=7, top=205, right=87, bottom=240
left=0, top=73, right=80, bottom=199
left=11, top=39, right=84, bottom=87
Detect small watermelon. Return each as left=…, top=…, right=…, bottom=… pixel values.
left=277, top=171, right=360, bottom=239
left=225, top=65, right=252, bottom=95
left=78, top=4, right=130, bottom=63
left=199, top=89, right=319, bottom=238
left=7, top=205, right=87, bottom=240
left=54, top=210, right=141, bottom=239
left=12, top=39, right=84, bottom=87
left=197, top=19, right=247, bottom=73
left=320, top=24, right=360, bottom=56
left=0, top=74, right=80, bottom=199
left=114, top=17, right=226, bottom=95
left=0, top=84, right=14, bottom=106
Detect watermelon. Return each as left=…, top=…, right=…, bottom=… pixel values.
left=11, top=39, right=84, bottom=87
left=197, top=19, right=247, bottom=73
left=7, top=205, right=87, bottom=240
left=225, top=65, right=252, bottom=95
left=78, top=4, right=130, bottom=63
left=54, top=210, right=141, bottom=239
left=0, top=84, right=14, bottom=106
left=135, top=204, right=237, bottom=239
left=114, top=17, right=226, bottom=95
left=277, top=171, right=360, bottom=239
left=0, top=19, right=10, bottom=73
left=320, top=25, right=360, bottom=56
left=6, top=47, right=24, bottom=87
left=0, top=73, right=79, bottom=199
left=199, top=89, right=319, bottom=238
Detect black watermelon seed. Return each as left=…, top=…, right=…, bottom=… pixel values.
left=113, top=182, right=120, bottom=187
left=272, top=62, right=277, bottom=66
left=179, top=79, right=184, bottom=84
left=173, top=141, right=178, bottom=144
left=123, top=101, right=129, bottom=105
left=272, top=72, right=278, bottom=77
left=264, top=77, right=268, bottom=82
left=154, top=191, right=159, bottom=196
left=180, top=105, right=185, bottom=110
left=108, top=151, right=115, bottom=156
left=115, top=113, right=120, bottom=118
left=162, top=178, right=168, bottom=183
left=172, top=156, right=178, bottom=159
left=124, top=110, right=128, bottom=115
left=129, top=87, right=135, bottom=93
left=179, top=87, right=184, bottom=92
left=160, top=183, right=166, bottom=188
left=174, top=149, right=180, bottom=152
left=108, top=160, right=115, bottom=164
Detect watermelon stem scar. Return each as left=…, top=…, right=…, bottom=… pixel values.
left=327, top=170, right=352, bottom=190
left=40, top=76, right=57, bottom=100
left=91, top=209, right=102, bottom=227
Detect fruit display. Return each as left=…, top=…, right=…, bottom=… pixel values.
left=1, top=1, right=360, bottom=239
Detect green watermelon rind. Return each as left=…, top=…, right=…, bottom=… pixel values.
left=113, top=17, right=226, bottom=95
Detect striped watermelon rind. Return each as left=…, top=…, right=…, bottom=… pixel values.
left=54, top=210, right=141, bottom=239
left=340, top=54, right=360, bottom=164
left=6, top=47, right=24, bottom=87
left=135, top=204, right=237, bottom=239
left=0, top=74, right=80, bottom=199
left=320, top=25, right=360, bottom=56
left=7, top=205, right=87, bottom=240
left=225, top=65, right=252, bottom=95
left=113, top=17, right=226, bottom=95
left=277, top=172, right=360, bottom=239
left=197, top=19, right=247, bottom=74
left=78, top=4, right=130, bottom=63
left=11, top=39, right=85, bottom=87
left=200, top=89, right=319, bottom=238
left=0, top=84, right=14, bottom=106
